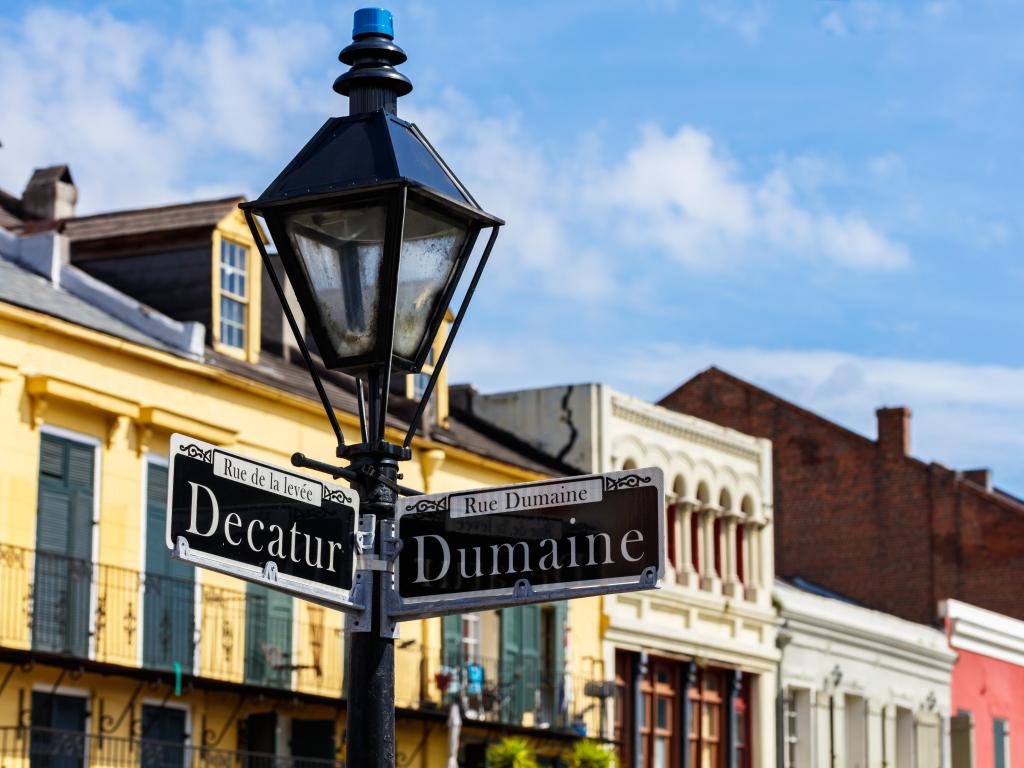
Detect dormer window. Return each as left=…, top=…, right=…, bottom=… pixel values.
left=219, top=240, right=248, bottom=350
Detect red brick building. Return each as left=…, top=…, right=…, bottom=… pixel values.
left=660, top=367, right=1024, bottom=625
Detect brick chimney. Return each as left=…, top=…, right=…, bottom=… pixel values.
left=22, top=166, right=77, bottom=220
left=876, top=406, right=911, bottom=459
left=962, top=468, right=993, bottom=492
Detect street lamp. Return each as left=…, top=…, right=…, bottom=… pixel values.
left=240, top=8, right=502, bottom=766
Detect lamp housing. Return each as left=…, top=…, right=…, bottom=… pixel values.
left=242, top=109, right=502, bottom=374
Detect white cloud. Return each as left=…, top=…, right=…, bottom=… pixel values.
left=590, top=126, right=911, bottom=270
left=0, top=8, right=329, bottom=213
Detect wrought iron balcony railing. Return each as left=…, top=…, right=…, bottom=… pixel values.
left=0, top=543, right=607, bottom=735
left=0, top=726, right=345, bottom=768
left=0, top=543, right=342, bottom=696
left=395, top=646, right=609, bottom=738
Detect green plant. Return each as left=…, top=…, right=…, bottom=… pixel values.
left=567, top=739, right=617, bottom=768
left=486, top=737, right=538, bottom=768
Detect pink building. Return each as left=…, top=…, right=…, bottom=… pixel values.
left=941, top=600, right=1024, bottom=768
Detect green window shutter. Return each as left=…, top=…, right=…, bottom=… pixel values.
left=245, top=584, right=293, bottom=688
left=443, top=614, right=464, bottom=669
left=141, top=705, right=186, bottom=768
left=501, top=606, right=540, bottom=723
left=520, top=604, right=541, bottom=722
left=33, top=434, right=94, bottom=658
left=552, top=601, right=567, bottom=719
left=500, top=607, right=522, bottom=722
left=143, top=462, right=194, bottom=673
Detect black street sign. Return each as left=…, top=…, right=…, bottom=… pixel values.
left=166, top=433, right=362, bottom=612
left=389, top=468, right=664, bottom=618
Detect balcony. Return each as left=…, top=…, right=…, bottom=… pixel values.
left=0, top=726, right=345, bottom=768
left=0, top=543, right=341, bottom=696
left=0, top=544, right=606, bottom=737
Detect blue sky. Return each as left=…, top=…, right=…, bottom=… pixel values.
left=3, top=1, right=1024, bottom=491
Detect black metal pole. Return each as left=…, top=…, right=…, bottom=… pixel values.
left=345, top=450, right=398, bottom=766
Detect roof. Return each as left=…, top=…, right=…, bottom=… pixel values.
left=61, top=197, right=243, bottom=242
left=779, top=575, right=863, bottom=606
left=666, top=366, right=1024, bottom=512
left=27, top=165, right=73, bottom=187
left=0, top=188, right=28, bottom=228
left=207, top=349, right=576, bottom=477
left=0, top=255, right=179, bottom=353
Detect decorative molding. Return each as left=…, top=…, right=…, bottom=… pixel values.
left=136, top=406, right=237, bottom=455
left=323, top=486, right=354, bottom=506
left=604, top=473, right=654, bottom=491
left=404, top=496, right=449, bottom=514
left=610, top=398, right=761, bottom=463
left=177, top=442, right=213, bottom=463
left=25, top=374, right=140, bottom=429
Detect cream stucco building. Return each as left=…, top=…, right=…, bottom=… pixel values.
left=456, top=383, right=779, bottom=768
left=776, top=580, right=955, bottom=768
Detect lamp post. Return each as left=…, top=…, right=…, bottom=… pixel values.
left=240, top=8, right=502, bottom=765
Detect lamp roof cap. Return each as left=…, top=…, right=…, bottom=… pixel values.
left=353, top=7, right=394, bottom=39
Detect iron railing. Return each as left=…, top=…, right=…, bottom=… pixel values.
left=0, top=726, right=345, bottom=768
left=0, top=543, right=606, bottom=734
left=0, top=544, right=343, bottom=695
left=395, top=646, right=607, bottom=738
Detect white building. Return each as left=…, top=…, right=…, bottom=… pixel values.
left=459, top=383, right=779, bottom=768
left=777, top=580, right=956, bottom=768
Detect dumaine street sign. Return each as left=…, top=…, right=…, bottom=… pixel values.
left=166, top=433, right=362, bottom=612
left=385, top=467, right=664, bottom=620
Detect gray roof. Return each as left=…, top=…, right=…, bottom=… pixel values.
left=0, top=256, right=178, bottom=353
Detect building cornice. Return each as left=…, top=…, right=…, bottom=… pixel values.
left=940, top=599, right=1024, bottom=667
left=777, top=584, right=955, bottom=671
left=610, top=395, right=762, bottom=464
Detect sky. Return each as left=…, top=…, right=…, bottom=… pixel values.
left=2, top=1, right=1024, bottom=491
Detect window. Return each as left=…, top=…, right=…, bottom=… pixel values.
left=219, top=239, right=248, bottom=350
left=691, top=670, right=723, bottom=768
left=462, top=613, right=481, bottom=664
left=995, top=718, right=1010, bottom=768
left=30, top=691, right=87, bottom=768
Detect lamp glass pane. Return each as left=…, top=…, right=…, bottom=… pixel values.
left=393, top=201, right=469, bottom=360
left=285, top=205, right=387, bottom=359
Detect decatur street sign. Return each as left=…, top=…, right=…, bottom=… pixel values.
left=385, top=467, right=664, bottom=620
left=166, top=433, right=361, bottom=611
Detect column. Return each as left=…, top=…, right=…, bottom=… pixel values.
left=665, top=495, right=678, bottom=584
left=723, top=513, right=742, bottom=598
left=700, top=505, right=722, bottom=594
left=744, top=521, right=761, bottom=602
left=678, top=501, right=699, bottom=589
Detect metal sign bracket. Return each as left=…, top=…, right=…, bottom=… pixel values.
left=347, top=515, right=379, bottom=634
left=378, top=519, right=401, bottom=639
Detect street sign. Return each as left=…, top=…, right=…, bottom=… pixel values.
left=166, top=433, right=362, bottom=612
left=386, top=467, right=664, bottom=619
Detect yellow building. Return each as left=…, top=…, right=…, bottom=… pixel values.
left=0, top=168, right=606, bottom=767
